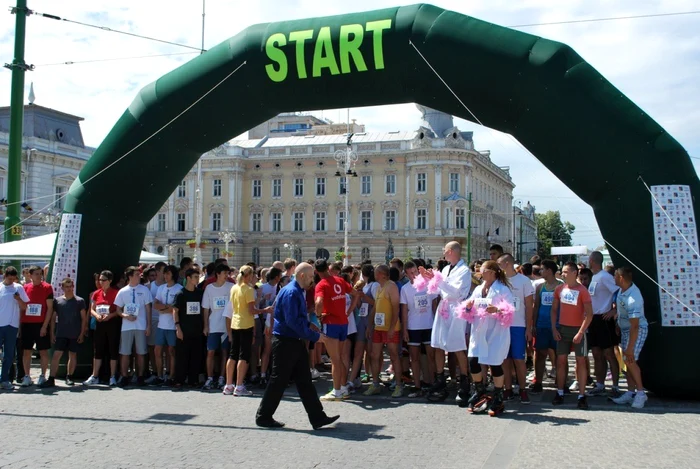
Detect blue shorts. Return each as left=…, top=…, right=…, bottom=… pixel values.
left=507, top=326, right=527, bottom=360
left=207, top=332, right=230, bottom=351
left=323, top=323, right=348, bottom=341
left=155, top=328, right=176, bottom=347
left=621, top=327, right=648, bottom=361
left=535, top=327, right=557, bottom=351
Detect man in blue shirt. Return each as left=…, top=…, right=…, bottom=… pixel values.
left=256, top=262, right=339, bottom=430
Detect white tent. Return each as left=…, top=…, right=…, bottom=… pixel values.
left=550, top=246, right=588, bottom=256
left=0, top=233, right=167, bottom=263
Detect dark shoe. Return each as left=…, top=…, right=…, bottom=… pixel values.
left=312, top=415, right=340, bottom=430
left=455, top=374, right=470, bottom=407
left=117, top=376, right=128, bottom=388
left=466, top=382, right=488, bottom=413
left=488, top=388, right=505, bottom=417
left=519, top=390, right=531, bottom=404
left=259, top=377, right=268, bottom=389
left=528, top=382, right=543, bottom=394
left=65, top=376, right=75, bottom=386
left=503, top=389, right=515, bottom=401
left=577, top=396, right=589, bottom=410
left=171, top=383, right=185, bottom=392
left=39, top=377, right=56, bottom=389
left=256, top=418, right=285, bottom=428
left=552, top=393, right=565, bottom=405
left=137, top=376, right=146, bottom=387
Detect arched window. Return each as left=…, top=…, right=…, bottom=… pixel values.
left=211, top=247, right=220, bottom=262
left=176, top=247, right=184, bottom=265
left=315, top=248, right=330, bottom=260
left=361, top=247, right=371, bottom=262
left=252, top=247, right=260, bottom=266
left=272, top=247, right=280, bottom=262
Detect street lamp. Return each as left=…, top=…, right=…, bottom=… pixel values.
left=166, top=243, right=175, bottom=264
left=283, top=242, right=298, bottom=261
left=334, top=132, right=358, bottom=266
left=218, top=229, right=235, bottom=262
left=39, top=208, right=60, bottom=233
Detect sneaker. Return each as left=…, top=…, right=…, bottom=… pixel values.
left=363, top=383, right=382, bottom=396
left=608, top=387, right=622, bottom=398
left=352, top=377, right=362, bottom=389
left=408, top=387, right=424, bottom=398
left=577, top=396, right=589, bottom=410
left=0, top=381, right=14, bottom=391
left=310, top=368, right=321, bottom=380
left=321, top=391, right=343, bottom=401
left=249, top=374, right=260, bottom=385
left=117, top=376, right=128, bottom=388
left=83, top=375, right=99, bottom=386
left=548, top=368, right=557, bottom=379
left=526, top=370, right=536, bottom=382
left=513, top=384, right=520, bottom=394
left=606, top=371, right=613, bottom=381
left=20, top=375, right=33, bottom=387
left=233, top=385, right=253, bottom=396
left=217, top=376, right=226, bottom=388
left=519, top=389, right=531, bottom=404
left=586, top=376, right=594, bottom=386
left=503, top=389, right=515, bottom=401
left=391, top=385, right=403, bottom=398
left=131, top=375, right=139, bottom=385
left=202, top=377, right=214, bottom=391
left=345, top=381, right=355, bottom=393
left=137, top=376, right=146, bottom=387
left=259, top=377, right=268, bottom=389
left=631, top=392, right=648, bottom=409
left=360, top=373, right=370, bottom=383
left=145, top=375, right=158, bottom=385
left=587, top=385, right=607, bottom=397
left=39, top=377, right=56, bottom=389
left=611, top=391, right=634, bottom=405
left=153, top=377, right=165, bottom=386
left=569, top=380, right=579, bottom=392
left=222, top=384, right=235, bottom=395
left=65, top=376, right=75, bottom=386
left=321, top=355, right=332, bottom=365
left=37, top=375, right=47, bottom=386
left=528, top=382, right=543, bottom=394
left=109, top=376, right=118, bottom=387
left=552, top=393, right=565, bottom=405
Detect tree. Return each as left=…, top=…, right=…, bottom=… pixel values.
left=535, top=211, right=576, bottom=259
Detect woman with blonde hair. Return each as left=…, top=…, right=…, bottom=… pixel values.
left=223, top=265, right=272, bottom=396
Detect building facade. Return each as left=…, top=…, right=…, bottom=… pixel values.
left=513, top=201, right=538, bottom=263
left=145, top=109, right=516, bottom=267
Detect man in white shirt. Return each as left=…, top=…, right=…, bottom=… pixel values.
left=586, top=251, right=621, bottom=396
left=202, top=264, right=234, bottom=390
left=0, top=267, right=29, bottom=390
left=114, top=266, right=153, bottom=387
left=145, top=262, right=167, bottom=384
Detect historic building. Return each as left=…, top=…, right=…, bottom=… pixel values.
left=513, top=201, right=538, bottom=263
left=144, top=107, right=517, bottom=267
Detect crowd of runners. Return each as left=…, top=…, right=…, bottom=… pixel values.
left=0, top=241, right=650, bottom=413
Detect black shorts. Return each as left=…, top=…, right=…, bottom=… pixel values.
left=20, top=323, right=51, bottom=351
left=93, top=320, right=121, bottom=360
left=407, top=328, right=432, bottom=346
left=229, top=327, right=254, bottom=362
left=55, top=337, right=80, bottom=353
left=588, top=315, right=619, bottom=349
left=254, top=316, right=264, bottom=347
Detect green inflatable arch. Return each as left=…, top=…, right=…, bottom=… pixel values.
left=61, top=3, right=698, bottom=397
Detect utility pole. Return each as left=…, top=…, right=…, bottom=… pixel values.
left=4, top=0, right=32, bottom=264
left=467, top=192, right=472, bottom=264
left=518, top=215, right=523, bottom=263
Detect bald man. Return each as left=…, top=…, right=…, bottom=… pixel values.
left=256, top=263, right=339, bottom=430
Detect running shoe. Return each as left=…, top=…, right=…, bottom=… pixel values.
left=577, top=396, right=589, bottom=410
left=39, top=377, right=56, bottom=389
left=259, top=377, right=268, bottom=389
left=217, top=376, right=226, bottom=388
left=631, top=392, right=648, bottom=409
left=21, top=376, right=33, bottom=387
left=408, top=387, right=424, bottom=398
left=83, top=375, right=99, bottom=386
left=526, top=370, right=536, bottom=382
left=352, top=377, right=362, bottom=389
left=360, top=373, right=370, bottom=383
left=320, top=391, right=343, bottom=401
left=37, top=375, right=47, bottom=386
left=109, top=376, right=118, bottom=387
left=202, top=377, right=214, bottom=391
left=222, top=384, right=234, bottom=395
left=552, top=393, right=564, bottom=405
left=391, top=385, right=403, bottom=398
left=503, top=389, right=515, bottom=401
left=321, top=355, right=332, bottom=365
left=528, top=382, right=543, bottom=394
left=363, top=383, right=382, bottom=396
left=310, top=368, right=321, bottom=380
left=587, top=385, right=607, bottom=397
left=611, top=392, right=634, bottom=405
left=65, top=375, right=75, bottom=386
left=569, top=380, right=579, bottom=392
left=519, top=389, right=531, bottom=404
left=233, top=385, right=253, bottom=396
left=0, top=381, right=14, bottom=391
left=145, top=375, right=158, bottom=385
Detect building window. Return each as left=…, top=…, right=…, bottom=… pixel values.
left=416, top=173, right=426, bottom=193
left=337, top=211, right=346, bottom=231
left=385, top=174, right=396, bottom=194
left=251, top=213, right=262, bottom=232
left=177, top=213, right=186, bottom=232
left=211, top=247, right=220, bottom=262
left=213, top=179, right=222, bottom=197
left=316, top=177, right=326, bottom=197
left=54, top=186, right=67, bottom=210
left=361, top=175, right=371, bottom=195
left=272, top=247, right=281, bottom=262
left=456, top=208, right=466, bottom=230
left=293, top=247, right=303, bottom=263
left=176, top=247, right=184, bottom=265
left=252, top=179, right=262, bottom=199
left=315, top=211, right=326, bottom=232
left=211, top=212, right=222, bottom=232
left=293, top=212, right=304, bottom=232
left=361, top=211, right=372, bottom=231
left=294, top=178, right=304, bottom=197
left=361, top=247, right=371, bottom=262
left=384, top=210, right=396, bottom=231
left=417, top=208, right=427, bottom=230
left=272, top=178, right=282, bottom=198
left=316, top=248, right=330, bottom=260
left=252, top=247, right=260, bottom=266
left=271, top=213, right=282, bottom=232
left=157, top=213, right=166, bottom=232
left=449, top=173, right=460, bottom=193
left=339, top=176, right=347, bottom=195
left=177, top=180, right=186, bottom=198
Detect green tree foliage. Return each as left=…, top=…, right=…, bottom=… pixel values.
left=536, top=211, right=576, bottom=259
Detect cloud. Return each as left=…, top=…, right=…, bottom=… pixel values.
left=1, top=0, right=698, bottom=249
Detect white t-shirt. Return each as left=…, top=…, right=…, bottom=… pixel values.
left=149, top=281, right=165, bottom=322
left=508, top=273, right=535, bottom=328
left=202, top=282, right=234, bottom=334
left=155, top=283, right=183, bottom=330
left=589, top=270, right=619, bottom=315
left=0, top=282, right=31, bottom=328
left=114, top=284, right=153, bottom=332
left=400, top=281, right=437, bottom=330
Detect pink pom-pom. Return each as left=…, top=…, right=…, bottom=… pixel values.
left=427, top=271, right=444, bottom=295
left=413, top=274, right=428, bottom=292
left=456, top=301, right=476, bottom=322
left=475, top=306, right=488, bottom=318
left=494, top=298, right=515, bottom=327
left=437, top=301, right=450, bottom=319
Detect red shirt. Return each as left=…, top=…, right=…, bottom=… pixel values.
left=22, top=281, right=54, bottom=324
left=315, top=276, right=352, bottom=325
left=555, top=283, right=591, bottom=327
left=91, top=288, right=119, bottom=315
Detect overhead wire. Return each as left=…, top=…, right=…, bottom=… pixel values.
left=507, top=10, right=700, bottom=28
left=34, top=52, right=198, bottom=67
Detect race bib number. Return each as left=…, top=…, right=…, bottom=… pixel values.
left=414, top=295, right=430, bottom=314
left=213, top=297, right=227, bottom=310
left=374, top=312, right=386, bottom=327
left=26, top=304, right=42, bottom=317
left=541, top=292, right=554, bottom=306
left=359, top=303, right=369, bottom=317
left=512, top=296, right=521, bottom=311
left=561, top=289, right=580, bottom=306
left=96, top=305, right=110, bottom=317
left=186, top=302, right=200, bottom=315
left=474, top=298, right=490, bottom=309
left=588, top=282, right=597, bottom=296
left=125, top=303, right=139, bottom=316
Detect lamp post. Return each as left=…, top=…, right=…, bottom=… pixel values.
left=283, top=242, right=298, bottom=261
left=39, top=208, right=60, bottom=233
left=334, top=123, right=358, bottom=266
left=218, top=229, right=235, bottom=262
left=166, top=243, right=175, bottom=264
left=193, top=159, right=204, bottom=263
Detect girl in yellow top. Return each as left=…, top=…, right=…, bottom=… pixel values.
left=223, top=266, right=272, bottom=396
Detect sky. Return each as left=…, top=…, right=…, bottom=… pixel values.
left=1, top=0, right=699, bottom=250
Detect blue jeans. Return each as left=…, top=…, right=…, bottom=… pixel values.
left=0, top=325, right=19, bottom=383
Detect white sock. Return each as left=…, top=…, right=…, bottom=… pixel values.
left=334, top=388, right=342, bottom=396
left=557, top=390, right=564, bottom=396
left=261, top=372, right=266, bottom=378
left=340, top=385, right=348, bottom=394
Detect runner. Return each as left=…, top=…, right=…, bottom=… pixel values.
left=529, top=260, right=560, bottom=393
left=153, top=266, right=182, bottom=385
left=40, top=278, right=87, bottom=388
left=173, top=268, right=205, bottom=388
left=551, top=262, right=593, bottom=409
left=611, top=267, right=648, bottom=408
left=84, top=271, right=121, bottom=386
left=349, top=264, right=377, bottom=387
left=0, top=267, right=29, bottom=391
left=145, top=261, right=167, bottom=384
left=400, top=261, right=437, bottom=397
left=20, top=266, right=54, bottom=387
left=488, top=244, right=504, bottom=261
left=202, top=263, right=234, bottom=390
left=258, top=267, right=282, bottom=388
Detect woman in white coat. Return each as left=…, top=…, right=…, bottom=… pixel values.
left=464, top=260, right=514, bottom=416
